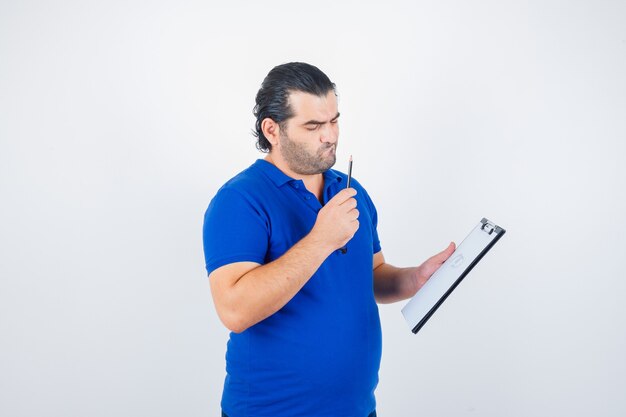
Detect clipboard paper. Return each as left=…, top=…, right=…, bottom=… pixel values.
left=401, top=218, right=506, bottom=334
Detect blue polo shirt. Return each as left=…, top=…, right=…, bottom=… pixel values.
left=203, top=159, right=382, bottom=417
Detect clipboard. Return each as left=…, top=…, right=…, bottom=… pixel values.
left=401, top=218, right=506, bottom=334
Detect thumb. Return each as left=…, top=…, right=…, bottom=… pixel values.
left=432, top=242, right=456, bottom=263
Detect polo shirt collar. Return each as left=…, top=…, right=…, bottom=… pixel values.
left=254, top=159, right=293, bottom=187
left=254, top=159, right=343, bottom=190
left=323, top=168, right=343, bottom=192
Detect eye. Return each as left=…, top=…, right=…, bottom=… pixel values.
left=306, top=125, right=320, bottom=131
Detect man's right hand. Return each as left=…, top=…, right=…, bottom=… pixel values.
left=310, top=188, right=360, bottom=252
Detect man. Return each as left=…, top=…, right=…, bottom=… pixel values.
left=203, top=62, right=455, bottom=417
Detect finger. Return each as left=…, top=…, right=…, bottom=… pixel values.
left=334, top=188, right=357, bottom=202
left=430, top=242, right=456, bottom=263
left=339, top=197, right=357, bottom=210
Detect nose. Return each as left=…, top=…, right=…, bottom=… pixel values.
left=320, top=123, right=338, bottom=144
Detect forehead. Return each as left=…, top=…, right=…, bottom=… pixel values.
left=287, top=90, right=338, bottom=121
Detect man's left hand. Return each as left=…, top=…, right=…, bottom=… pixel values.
left=411, top=242, right=456, bottom=292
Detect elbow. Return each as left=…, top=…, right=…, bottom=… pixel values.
left=211, top=287, right=252, bottom=333
left=225, top=321, right=248, bottom=334
left=373, top=292, right=395, bottom=305
left=217, top=308, right=251, bottom=334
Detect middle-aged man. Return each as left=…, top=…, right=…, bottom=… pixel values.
left=203, top=62, right=455, bottom=417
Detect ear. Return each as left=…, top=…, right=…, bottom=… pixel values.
left=261, top=118, right=280, bottom=147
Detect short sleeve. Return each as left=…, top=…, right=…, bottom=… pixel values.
left=202, top=187, right=269, bottom=276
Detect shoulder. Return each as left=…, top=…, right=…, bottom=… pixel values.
left=204, top=163, right=271, bottom=228
left=210, top=161, right=270, bottom=205
left=222, top=163, right=266, bottom=193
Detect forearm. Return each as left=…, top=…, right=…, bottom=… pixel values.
left=373, top=263, right=420, bottom=304
left=225, top=232, right=333, bottom=332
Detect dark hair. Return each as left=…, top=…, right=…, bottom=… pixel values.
left=253, top=62, right=336, bottom=153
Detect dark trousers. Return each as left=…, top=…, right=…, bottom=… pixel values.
left=222, top=411, right=377, bottom=417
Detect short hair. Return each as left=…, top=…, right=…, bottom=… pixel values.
left=253, top=62, right=336, bottom=153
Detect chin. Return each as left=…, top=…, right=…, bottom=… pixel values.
left=323, top=156, right=336, bottom=171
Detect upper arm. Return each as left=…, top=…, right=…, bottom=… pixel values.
left=203, top=187, right=270, bottom=330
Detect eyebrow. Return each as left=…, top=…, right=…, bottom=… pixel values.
left=302, top=112, right=340, bottom=126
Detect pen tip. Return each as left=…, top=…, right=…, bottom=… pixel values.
left=349, top=155, right=352, bottom=161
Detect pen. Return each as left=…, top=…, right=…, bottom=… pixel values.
left=340, top=155, right=353, bottom=255
left=346, top=155, right=353, bottom=189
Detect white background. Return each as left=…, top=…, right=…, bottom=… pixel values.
left=1, top=1, right=625, bottom=416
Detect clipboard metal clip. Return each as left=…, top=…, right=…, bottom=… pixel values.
left=480, top=218, right=496, bottom=235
